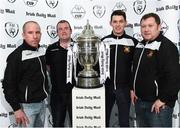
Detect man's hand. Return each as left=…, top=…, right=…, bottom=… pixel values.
left=130, top=90, right=138, bottom=105
left=14, top=109, right=29, bottom=127
left=151, top=99, right=165, bottom=114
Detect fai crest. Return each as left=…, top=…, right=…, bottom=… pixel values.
left=71, top=5, right=86, bottom=20
left=47, top=25, right=57, bottom=39
left=45, top=0, right=58, bottom=9
left=5, top=22, right=19, bottom=38
left=93, top=5, right=106, bottom=18
left=23, top=0, right=38, bottom=7
left=133, top=0, right=146, bottom=15
left=113, top=2, right=127, bottom=12
left=72, top=33, right=81, bottom=41
left=133, top=33, right=143, bottom=41
left=161, top=20, right=168, bottom=35
left=7, top=0, right=16, bottom=3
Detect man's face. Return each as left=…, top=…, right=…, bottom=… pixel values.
left=110, top=15, right=127, bottom=36
left=22, top=22, right=41, bottom=48
left=57, top=22, right=72, bottom=41
left=140, top=17, right=161, bottom=41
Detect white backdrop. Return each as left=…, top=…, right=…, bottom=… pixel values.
left=0, top=0, right=180, bottom=127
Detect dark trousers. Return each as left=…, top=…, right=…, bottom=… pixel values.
left=105, top=87, right=130, bottom=127
left=50, top=93, right=72, bottom=127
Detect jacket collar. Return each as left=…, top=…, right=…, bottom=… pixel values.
left=55, top=38, right=74, bottom=48
left=110, top=31, right=126, bottom=39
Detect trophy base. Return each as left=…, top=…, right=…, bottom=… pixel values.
left=76, top=76, right=102, bottom=88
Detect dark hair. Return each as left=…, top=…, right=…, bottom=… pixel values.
left=111, top=10, right=126, bottom=21
left=23, top=21, right=40, bottom=32
left=140, top=13, right=161, bottom=25
left=56, top=20, right=72, bottom=32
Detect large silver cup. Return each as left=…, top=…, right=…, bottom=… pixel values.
left=76, top=21, right=101, bottom=88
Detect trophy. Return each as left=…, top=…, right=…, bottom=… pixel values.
left=76, top=21, right=102, bottom=88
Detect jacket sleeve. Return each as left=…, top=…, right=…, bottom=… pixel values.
left=158, top=42, right=180, bottom=103
left=2, top=53, right=21, bottom=111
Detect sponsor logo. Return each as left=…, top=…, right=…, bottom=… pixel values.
left=71, top=5, right=86, bottom=19
left=45, top=0, right=58, bottom=8
left=112, top=2, right=127, bottom=12
left=93, top=5, right=106, bottom=18
left=133, top=0, right=146, bottom=15
left=47, top=25, right=57, bottom=39
left=0, top=112, right=8, bottom=117
left=133, top=33, right=143, bottom=41
left=5, top=9, right=15, bottom=14
left=0, top=44, right=6, bottom=49
left=0, top=9, right=4, bottom=14
left=5, top=22, right=19, bottom=38
left=23, top=0, right=38, bottom=7
left=161, top=20, right=168, bottom=35
left=7, top=0, right=16, bottom=3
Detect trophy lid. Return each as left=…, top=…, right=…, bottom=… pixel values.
left=76, top=20, right=100, bottom=42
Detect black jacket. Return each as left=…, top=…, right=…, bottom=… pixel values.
left=131, top=32, right=180, bottom=107
left=2, top=41, right=49, bottom=111
left=101, top=32, right=138, bottom=90
left=45, top=40, right=77, bottom=93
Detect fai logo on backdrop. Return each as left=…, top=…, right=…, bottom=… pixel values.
left=133, top=33, right=143, bottom=41
left=7, top=0, right=16, bottom=3
left=72, top=33, right=81, bottom=41
left=23, top=0, right=38, bottom=7
left=45, top=0, right=58, bottom=8
left=93, top=5, right=106, bottom=18
left=161, top=20, right=168, bottom=35
left=5, top=22, right=19, bottom=38
left=71, top=5, right=86, bottom=20
left=47, top=25, right=57, bottom=39
left=112, top=2, right=127, bottom=12
left=133, top=0, right=146, bottom=15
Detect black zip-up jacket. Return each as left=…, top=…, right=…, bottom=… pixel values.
left=101, top=32, right=138, bottom=90
left=131, top=32, right=180, bottom=107
left=2, top=41, right=49, bottom=111
left=45, top=40, right=77, bottom=94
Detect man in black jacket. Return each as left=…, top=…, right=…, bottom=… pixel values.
left=45, top=20, right=77, bottom=127
left=101, top=10, right=138, bottom=127
left=130, top=13, right=180, bottom=127
left=2, top=21, right=49, bottom=127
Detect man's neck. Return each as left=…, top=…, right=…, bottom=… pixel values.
left=59, top=39, right=71, bottom=49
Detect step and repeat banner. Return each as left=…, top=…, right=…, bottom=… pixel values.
left=0, top=0, right=180, bottom=127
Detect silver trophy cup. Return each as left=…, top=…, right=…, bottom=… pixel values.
left=76, top=21, right=101, bottom=88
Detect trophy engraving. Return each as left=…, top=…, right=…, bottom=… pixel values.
left=76, top=20, right=102, bottom=88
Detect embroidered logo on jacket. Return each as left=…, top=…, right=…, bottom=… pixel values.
left=124, top=46, right=130, bottom=54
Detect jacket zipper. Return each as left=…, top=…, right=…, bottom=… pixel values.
left=154, top=80, right=159, bottom=96
left=25, top=86, right=28, bottom=102
left=133, top=44, right=146, bottom=94
left=113, top=37, right=118, bottom=90
left=38, top=57, right=48, bottom=97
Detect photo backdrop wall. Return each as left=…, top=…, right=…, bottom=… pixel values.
left=0, top=0, right=179, bottom=127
